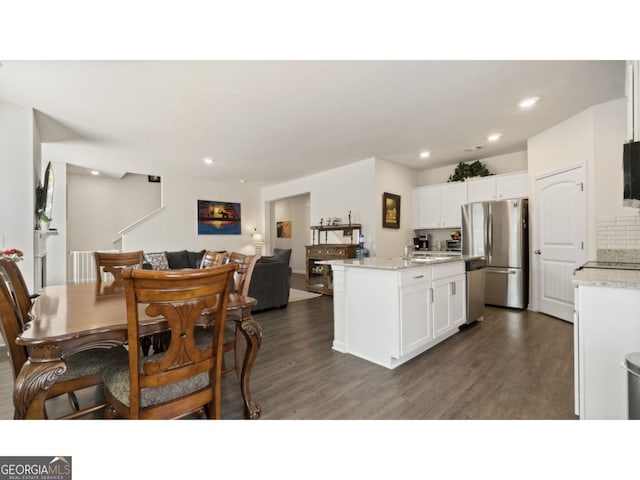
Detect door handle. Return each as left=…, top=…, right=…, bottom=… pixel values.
left=488, top=269, right=517, bottom=275
left=534, top=249, right=541, bottom=255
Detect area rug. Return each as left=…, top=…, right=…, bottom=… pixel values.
left=289, top=288, right=322, bottom=303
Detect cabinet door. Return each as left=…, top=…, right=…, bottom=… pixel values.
left=432, top=279, right=452, bottom=339
left=449, top=274, right=466, bottom=327
left=433, top=274, right=466, bottom=338
left=467, top=177, right=497, bottom=203
left=496, top=172, right=528, bottom=199
left=441, top=182, right=468, bottom=228
left=400, top=283, right=432, bottom=356
left=413, top=185, right=441, bottom=229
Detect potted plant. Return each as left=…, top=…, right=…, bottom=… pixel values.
left=447, top=160, right=492, bottom=182
left=39, top=214, right=52, bottom=231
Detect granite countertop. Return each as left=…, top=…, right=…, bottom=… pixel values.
left=572, top=268, right=640, bottom=289
left=320, top=256, right=466, bottom=271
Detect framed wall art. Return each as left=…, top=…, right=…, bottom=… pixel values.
left=277, top=220, right=292, bottom=238
left=197, top=200, right=242, bottom=235
left=382, top=192, right=401, bottom=229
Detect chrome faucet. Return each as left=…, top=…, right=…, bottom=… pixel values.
left=403, top=244, right=415, bottom=258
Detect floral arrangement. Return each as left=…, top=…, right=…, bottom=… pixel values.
left=1, top=249, right=24, bottom=262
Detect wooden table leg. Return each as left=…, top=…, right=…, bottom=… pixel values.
left=14, top=359, right=66, bottom=419
left=234, top=312, right=262, bottom=419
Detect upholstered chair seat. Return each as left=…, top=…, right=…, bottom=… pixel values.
left=103, top=352, right=210, bottom=409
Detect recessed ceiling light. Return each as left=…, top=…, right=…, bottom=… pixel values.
left=240, top=179, right=247, bottom=184
left=519, top=96, right=540, bottom=109
left=203, top=157, right=214, bottom=165
left=419, top=151, right=431, bottom=159
left=90, top=170, right=100, bottom=175
left=487, top=133, right=503, bottom=142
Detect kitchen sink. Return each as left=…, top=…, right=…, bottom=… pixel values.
left=387, top=256, right=453, bottom=262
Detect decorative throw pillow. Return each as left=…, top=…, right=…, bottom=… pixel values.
left=144, top=252, right=170, bottom=270
left=187, top=250, right=206, bottom=269
left=164, top=250, right=191, bottom=269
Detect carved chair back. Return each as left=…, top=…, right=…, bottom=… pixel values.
left=117, top=264, right=237, bottom=419
left=94, top=251, right=143, bottom=283
left=227, top=252, right=259, bottom=296
left=0, top=258, right=33, bottom=329
left=200, top=251, right=229, bottom=269
left=0, top=275, right=29, bottom=382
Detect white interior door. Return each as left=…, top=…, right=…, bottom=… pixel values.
left=534, top=165, right=587, bottom=322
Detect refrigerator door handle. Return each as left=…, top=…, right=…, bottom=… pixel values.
left=488, top=268, right=517, bottom=275
left=487, top=207, right=493, bottom=261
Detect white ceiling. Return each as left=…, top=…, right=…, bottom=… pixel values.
left=0, top=60, right=627, bottom=186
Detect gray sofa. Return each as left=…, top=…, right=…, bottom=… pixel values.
left=142, top=248, right=292, bottom=312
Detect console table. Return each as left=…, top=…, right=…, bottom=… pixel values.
left=305, top=244, right=358, bottom=295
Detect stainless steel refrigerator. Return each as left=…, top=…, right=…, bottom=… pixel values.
left=461, top=198, right=528, bottom=309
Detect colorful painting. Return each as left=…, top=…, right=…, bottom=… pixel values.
left=382, top=192, right=401, bottom=229
left=197, top=200, right=242, bottom=235
left=277, top=220, right=292, bottom=238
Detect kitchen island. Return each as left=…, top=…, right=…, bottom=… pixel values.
left=326, top=256, right=466, bottom=369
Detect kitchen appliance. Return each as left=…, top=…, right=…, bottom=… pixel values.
left=446, top=239, right=461, bottom=252
left=413, top=235, right=430, bottom=250
left=465, top=257, right=487, bottom=323
left=623, top=140, right=640, bottom=208
left=461, top=198, right=528, bottom=309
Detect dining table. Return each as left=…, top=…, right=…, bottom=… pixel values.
left=14, top=281, right=263, bottom=420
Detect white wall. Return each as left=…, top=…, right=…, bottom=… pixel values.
left=272, top=194, right=310, bottom=274
left=593, top=98, right=629, bottom=219
left=122, top=173, right=262, bottom=255
left=418, top=150, right=528, bottom=186
left=0, top=102, right=35, bottom=290
left=375, top=158, right=418, bottom=258
left=67, top=172, right=162, bottom=251
left=45, top=161, right=67, bottom=286
left=261, top=157, right=418, bottom=259
left=262, top=158, right=377, bottom=252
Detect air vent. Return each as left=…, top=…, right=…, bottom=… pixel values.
left=463, top=145, right=483, bottom=152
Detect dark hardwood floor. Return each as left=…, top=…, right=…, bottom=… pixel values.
left=0, top=273, right=577, bottom=420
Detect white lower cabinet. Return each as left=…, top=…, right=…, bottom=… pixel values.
left=400, top=277, right=432, bottom=356
left=432, top=274, right=466, bottom=340
left=575, top=283, right=640, bottom=419
left=332, top=261, right=466, bottom=369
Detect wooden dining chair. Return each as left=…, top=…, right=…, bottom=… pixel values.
left=94, top=250, right=144, bottom=284
left=0, top=258, right=37, bottom=329
left=0, top=262, right=128, bottom=419
left=199, top=251, right=229, bottom=269
left=198, top=252, right=259, bottom=376
left=102, top=264, right=237, bottom=419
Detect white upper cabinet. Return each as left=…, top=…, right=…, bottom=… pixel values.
left=466, top=171, right=528, bottom=203
left=413, top=182, right=467, bottom=229
left=440, top=182, right=468, bottom=227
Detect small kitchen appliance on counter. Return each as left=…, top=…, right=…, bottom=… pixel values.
left=413, top=235, right=431, bottom=251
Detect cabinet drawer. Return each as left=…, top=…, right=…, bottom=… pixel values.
left=307, top=247, right=326, bottom=257
left=432, top=262, right=464, bottom=280
left=399, top=268, right=431, bottom=287
left=307, top=246, right=353, bottom=258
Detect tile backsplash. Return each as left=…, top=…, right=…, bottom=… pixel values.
left=596, top=215, right=640, bottom=262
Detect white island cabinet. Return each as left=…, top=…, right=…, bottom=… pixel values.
left=330, top=258, right=466, bottom=369
left=573, top=267, right=640, bottom=419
